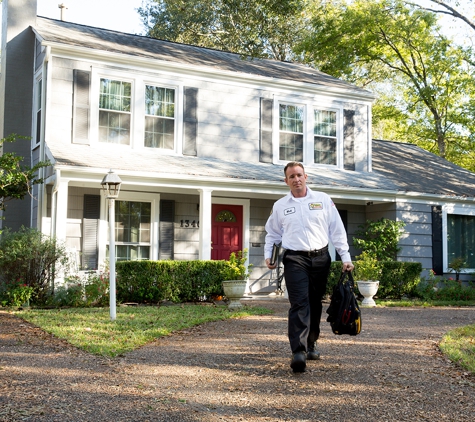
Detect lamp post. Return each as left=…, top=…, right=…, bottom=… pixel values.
left=101, top=169, right=122, bottom=321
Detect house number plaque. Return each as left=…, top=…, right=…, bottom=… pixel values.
left=180, top=220, right=199, bottom=228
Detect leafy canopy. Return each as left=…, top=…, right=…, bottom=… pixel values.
left=0, top=135, right=50, bottom=224
left=138, top=0, right=306, bottom=60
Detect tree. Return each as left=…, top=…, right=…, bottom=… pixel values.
left=0, top=134, right=50, bottom=230
left=138, top=0, right=306, bottom=61
left=297, top=0, right=475, bottom=167
left=417, top=0, right=475, bottom=32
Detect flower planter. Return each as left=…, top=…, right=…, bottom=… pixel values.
left=356, top=280, right=379, bottom=307
left=222, top=280, right=247, bottom=310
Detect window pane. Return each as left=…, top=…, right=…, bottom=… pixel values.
left=279, top=133, right=303, bottom=161
left=111, top=200, right=152, bottom=261
left=144, top=116, right=175, bottom=149
left=314, top=109, right=336, bottom=137
left=279, top=104, right=303, bottom=133
left=314, top=136, right=336, bottom=165
left=99, top=111, right=130, bottom=144
left=99, top=79, right=131, bottom=144
left=144, top=85, right=175, bottom=149
left=447, top=215, right=475, bottom=268
left=279, top=104, right=303, bottom=161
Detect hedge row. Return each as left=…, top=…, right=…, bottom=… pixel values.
left=327, top=260, right=422, bottom=299
left=117, top=259, right=423, bottom=304
left=116, top=260, right=229, bottom=303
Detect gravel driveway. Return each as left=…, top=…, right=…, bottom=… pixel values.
left=1, top=299, right=474, bottom=421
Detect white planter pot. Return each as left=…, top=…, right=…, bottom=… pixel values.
left=356, top=280, right=380, bottom=307
left=222, top=280, right=247, bottom=310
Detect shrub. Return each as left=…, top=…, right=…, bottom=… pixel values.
left=49, top=280, right=85, bottom=308
left=84, top=270, right=110, bottom=307
left=116, top=259, right=229, bottom=304
left=415, top=271, right=475, bottom=301
left=326, top=260, right=421, bottom=299
left=377, top=261, right=422, bottom=298
left=0, top=279, right=34, bottom=307
left=0, top=227, right=70, bottom=305
left=353, top=218, right=405, bottom=260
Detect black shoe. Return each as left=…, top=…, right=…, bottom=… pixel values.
left=290, top=351, right=307, bottom=373
left=307, top=342, right=321, bottom=360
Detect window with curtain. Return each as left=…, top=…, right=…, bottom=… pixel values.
left=279, top=104, right=304, bottom=161
left=108, top=200, right=151, bottom=261
left=447, top=214, right=475, bottom=268
left=144, top=85, right=175, bottom=149
left=99, top=78, right=131, bottom=144
left=314, top=109, right=337, bottom=165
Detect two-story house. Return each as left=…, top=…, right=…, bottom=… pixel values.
left=2, top=0, right=475, bottom=292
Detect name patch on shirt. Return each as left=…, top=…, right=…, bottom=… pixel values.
left=284, top=207, right=296, bottom=215
left=309, top=202, right=323, bottom=210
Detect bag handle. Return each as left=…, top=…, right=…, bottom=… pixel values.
left=339, top=270, right=355, bottom=289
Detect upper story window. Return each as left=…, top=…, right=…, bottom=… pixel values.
left=275, top=99, right=342, bottom=167
left=314, top=110, right=337, bottom=165
left=144, top=85, right=175, bottom=149
left=279, top=104, right=303, bottom=162
left=99, top=79, right=131, bottom=144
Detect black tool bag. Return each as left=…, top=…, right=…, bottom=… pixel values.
left=326, top=271, right=362, bottom=336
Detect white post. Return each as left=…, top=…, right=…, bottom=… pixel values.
left=109, top=198, right=116, bottom=321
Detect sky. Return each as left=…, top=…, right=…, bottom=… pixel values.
left=34, top=0, right=473, bottom=44
left=37, top=0, right=146, bottom=35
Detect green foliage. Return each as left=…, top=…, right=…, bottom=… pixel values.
left=49, top=280, right=85, bottom=308
left=298, top=0, right=475, bottom=170
left=353, top=218, right=405, bottom=260
left=221, top=249, right=253, bottom=280
left=139, top=0, right=305, bottom=61
left=354, top=251, right=382, bottom=281
left=448, top=257, right=467, bottom=281
left=84, top=270, right=110, bottom=307
left=0, top=227, right=70, bottom=305
left=0, top=135, right=50, bottom=231
left=326, top=259, right=421, bottom=299
left=377, top=261, right=422, bottom=298
left=116, top=259, right=229, bottom=303
left=415, top=271, right=475, bottom=301
left=0, top=279, right=34, bottom=307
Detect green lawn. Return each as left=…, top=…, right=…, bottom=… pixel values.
left=16, top=304, right=272, bottom=357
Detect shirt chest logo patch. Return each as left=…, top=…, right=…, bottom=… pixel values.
left=309, top=202, right=323, bottom=210
left=284, top=207, right=296, bottom=215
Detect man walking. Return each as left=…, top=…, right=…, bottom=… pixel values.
left=265, top=162, right=354, bottom=373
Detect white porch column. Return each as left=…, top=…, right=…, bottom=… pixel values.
left=54, top=178, right=69, bottom=242
left=198, top=188, right=213, bottom=260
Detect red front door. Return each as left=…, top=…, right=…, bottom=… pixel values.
left=211, top=204, right=243, bottom=260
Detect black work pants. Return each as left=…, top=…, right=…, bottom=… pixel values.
left=283, top=251, right=331, bottom=354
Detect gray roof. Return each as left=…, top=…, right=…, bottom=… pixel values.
left=34, top=17, right=475, bottom=199
left=34, top=17, right=371, bottom=96
left=47, top=139, right=475, bottom=198
left=372, top=140, right=475, bottom=197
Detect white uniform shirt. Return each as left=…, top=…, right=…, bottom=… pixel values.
left=264, top=188, right=351, bottom=263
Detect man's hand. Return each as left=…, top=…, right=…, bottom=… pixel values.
left=265, top=258, right=277, bottom=270
left=342, top=262, right=354, bottom=272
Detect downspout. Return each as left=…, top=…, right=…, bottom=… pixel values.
left=38, top=45, right=51, bottom=233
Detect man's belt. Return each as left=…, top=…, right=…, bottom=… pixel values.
left=287, top=245, right=329, bottom=257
